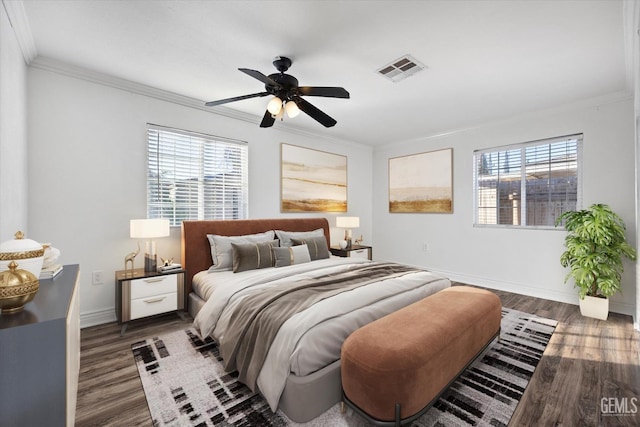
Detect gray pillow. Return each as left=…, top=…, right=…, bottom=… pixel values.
left=231, top=240, right=279, bottom=273
left=291, top=236, right=330, bottom=261
left=207, top=230, right=276, bottom=271
left=273, top=244, right=312, bottom=267
left=275, top=228, right=324, bottom=247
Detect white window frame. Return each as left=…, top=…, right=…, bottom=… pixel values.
left=146, top=124, right=248, bottom=226
left=473, top=134, right=583, bottom=229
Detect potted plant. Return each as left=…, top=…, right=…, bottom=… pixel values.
left=555, top=204, right=637, bottom=320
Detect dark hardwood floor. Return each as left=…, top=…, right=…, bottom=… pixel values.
left=75, top=313, right=193, bottom=427
left=75, top=287, right=640, bottom=426
left=490, top=288, right=640, bottom=427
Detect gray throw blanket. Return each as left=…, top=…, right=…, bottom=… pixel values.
left=220, top=262, right=422, bottom=391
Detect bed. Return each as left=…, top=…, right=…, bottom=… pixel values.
left=181, top=217, right=451, bottom=422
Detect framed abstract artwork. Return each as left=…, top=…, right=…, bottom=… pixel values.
left=281, top=143, right=347, bottom=212
left=389, top=148, right=453, bottom=213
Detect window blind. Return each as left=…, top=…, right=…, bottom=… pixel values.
left=147, top=124, right=248, bottom=226
left=474, top=134, right=582, bottom=228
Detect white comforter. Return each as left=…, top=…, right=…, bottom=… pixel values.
left=193, top=257, right=450, bottom=411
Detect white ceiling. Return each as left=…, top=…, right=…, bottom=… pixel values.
left=16, top=0, right=630, bottom=146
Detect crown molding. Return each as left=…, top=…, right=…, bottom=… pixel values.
left=376, top=89, right=634, bottom=151
left=30, top=56, right=261, bottom=122
left=29, top=56, right=367, bottom=149
left=2, top=0, right=37, bottom=64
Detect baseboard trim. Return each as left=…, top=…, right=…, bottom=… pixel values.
left=80, top=308, right=116, bottom=329
left=427, top=268, right=636, bottom=320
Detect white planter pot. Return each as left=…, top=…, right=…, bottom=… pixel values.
left=579, top=295, right=609, bottom=320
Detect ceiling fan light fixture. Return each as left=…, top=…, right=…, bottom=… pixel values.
left=205, top=57, right=348, bottom=128
left=267, top=97, right=283, bottom=115
left=285, top=100, right=300, bottom=118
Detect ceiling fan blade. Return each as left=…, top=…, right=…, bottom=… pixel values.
left=292, top=96, right=337, bottom=128
left=259, top=109, right=275, bottom=128
left=298, top=86, right=350, bottom=99
left=239, top=68, right=280, bottom=87
left=205, top=92, right=269, bottom=107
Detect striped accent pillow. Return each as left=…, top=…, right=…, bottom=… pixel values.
left=231, top=240, right=279, bottom=273
left=291, top=236, right=330, bottom=261
left=272, top=244, right=311, bottom=267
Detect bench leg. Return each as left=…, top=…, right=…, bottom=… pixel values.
left=395, top=403, right=401, bottom=427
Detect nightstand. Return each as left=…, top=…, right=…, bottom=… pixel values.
left=115, top=268, right=186, bottom=336
left=330, top=245, right=372, bottom=260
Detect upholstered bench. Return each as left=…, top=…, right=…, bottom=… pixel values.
left=341, top=286, right=502, bottom=426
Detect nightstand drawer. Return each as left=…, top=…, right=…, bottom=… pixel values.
left=349, top=249, right=369, bottom=259
left=130, top=274, right=177, bottom=299
left=330, top=245, right=372, bottom=260
left=130, top=292, right=177, bottom=320
left=115, top=268, right=186, bottom=335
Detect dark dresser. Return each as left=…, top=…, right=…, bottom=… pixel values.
left=0, top=264, right=80, bottom=427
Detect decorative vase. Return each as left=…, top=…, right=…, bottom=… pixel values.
left=0, top=261, right=40, bottom=313
left=579, top=295, right=609, bottom=320
left=0, top=231, right=44, bottom=279
left=339, top=240, right=348, bottom=249
left=41, top=244, right=61, bottom=269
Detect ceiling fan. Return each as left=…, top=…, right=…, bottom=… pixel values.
left=205, top=56, right=349, bottom=128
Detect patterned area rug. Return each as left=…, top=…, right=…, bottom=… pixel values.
left=132, top=308, right=557, bottom=427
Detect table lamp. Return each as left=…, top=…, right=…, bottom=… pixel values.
left=336, top=216, right=360, bottom=249
left=130, top=219, right=170, bottom=272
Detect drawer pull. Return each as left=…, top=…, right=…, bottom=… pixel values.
left=144, top=297, right=166, bottom=304
left=143, top=278, right=165, bottom=284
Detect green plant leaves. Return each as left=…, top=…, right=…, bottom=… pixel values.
left=556, top=203, right=637, bottom=299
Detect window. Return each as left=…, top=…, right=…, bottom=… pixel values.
left=147, top=124, right=248, bottom=226
left=474, top=134, right=582, bottom=228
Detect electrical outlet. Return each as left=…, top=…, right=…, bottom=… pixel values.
left=422, top=242, right=429, bottom=252
left=92, top=270, right=103, bottom=285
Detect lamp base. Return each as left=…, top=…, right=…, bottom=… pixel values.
left=144, top=254, right=157, bottom=272
left=344, top=229, right=353, bottom=249
left=144, top=240, right=157, bottom=272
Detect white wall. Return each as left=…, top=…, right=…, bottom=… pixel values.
left=21, top=63, right=639, bottom=325
left=0, top=4, right=28, bottom=239
left=27, top=66, right=372, bottom=327
left=372, top=96, right=637, bottom=317
left=632, top=0, right=640, bottom=329
left=24, top=63, right=638, bottom=325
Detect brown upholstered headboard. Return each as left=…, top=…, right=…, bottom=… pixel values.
left=181, top=217, right=330, bottom=295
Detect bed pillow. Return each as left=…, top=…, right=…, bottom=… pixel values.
left=275, top=228, right=324, bottom=247
left=291, top=236, right=330, bottom=261
left=207, top=230, right=276, bottom=271
left=231, top=239, right=279, bottom=273
left=273, top=244, right=312, bottom=267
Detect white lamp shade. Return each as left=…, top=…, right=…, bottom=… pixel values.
left=285, top=100, right=300, bottom=118
left=130, top=219, right=170, bottom=238
left=267, top=97, right=283, bottom=115
left=336, top=216, right=360, bottom=228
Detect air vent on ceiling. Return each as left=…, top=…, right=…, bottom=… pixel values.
left=376, top=54, right=426, bottom=82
